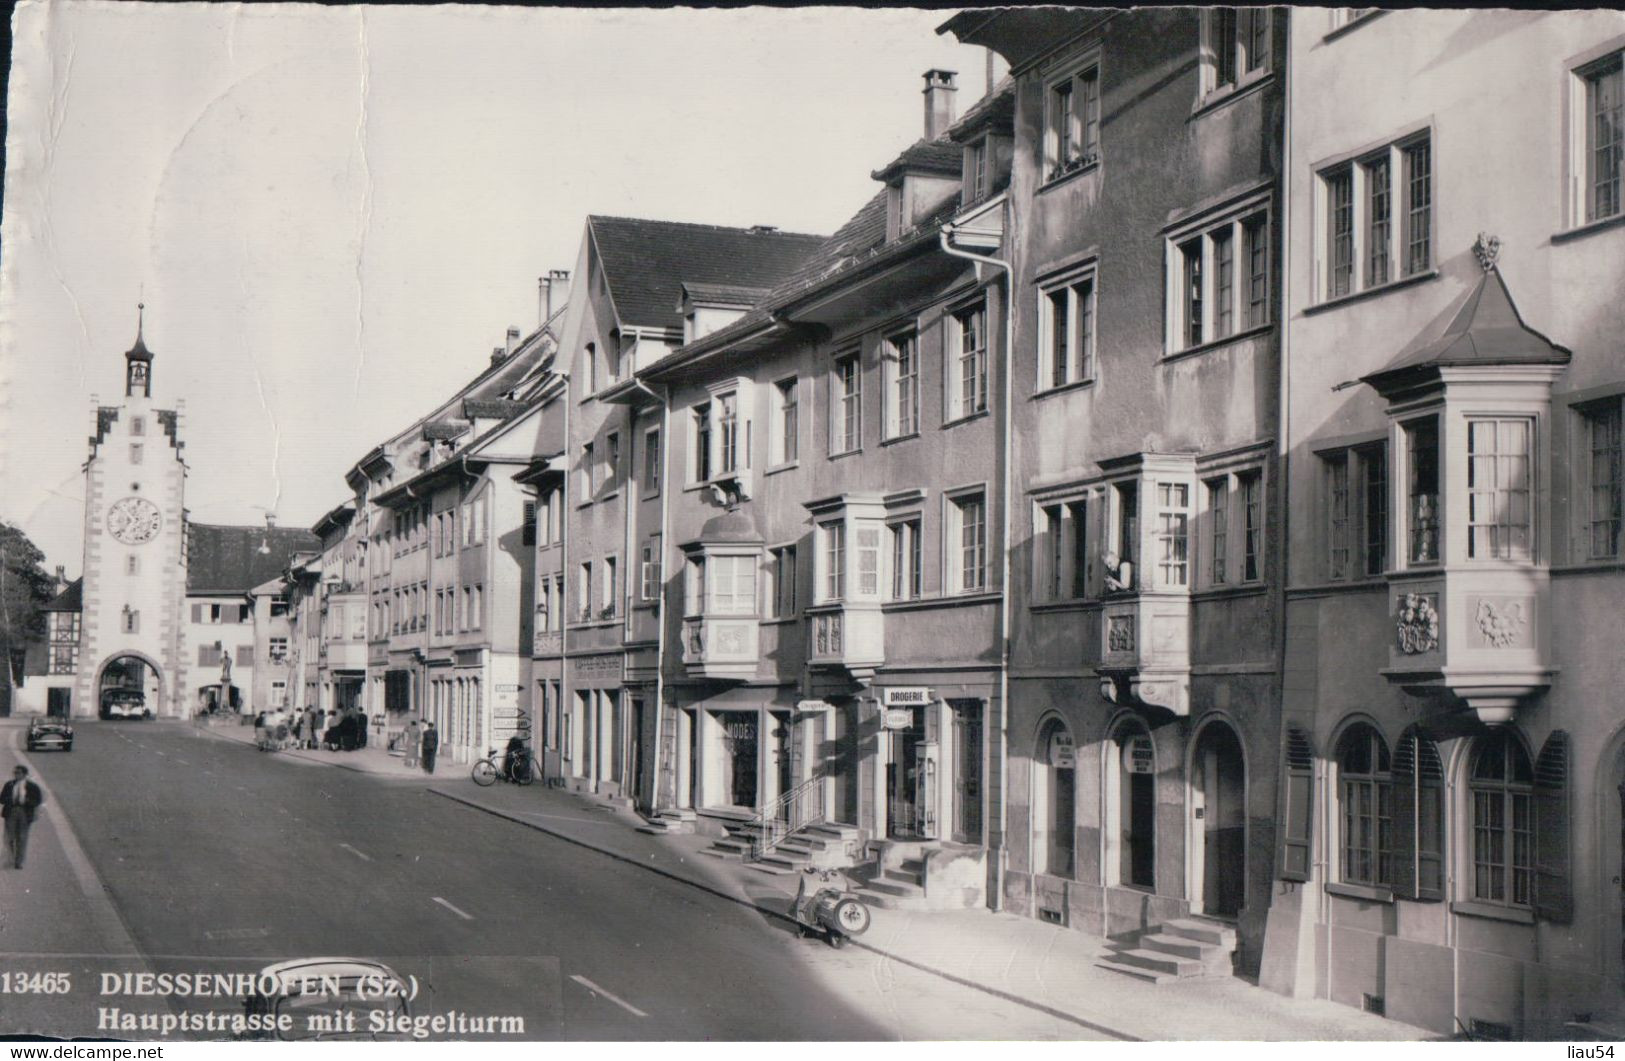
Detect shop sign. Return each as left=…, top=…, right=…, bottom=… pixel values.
left=796, top=699, right=830, bottom=713
left=1123, top=735, right=1155, bottom=775
left=1048, top=730, right=1075, bottom=769
left=570, top=654, right=622, bottom=681
left=883, top=708, right=915, bottom=730
left=881, top=687, right=932, bottom=707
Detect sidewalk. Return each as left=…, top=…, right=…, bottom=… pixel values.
left=1, top=720, right=153, bottom=1038
left=195, top=717, right=449, bottom=782
left=421, top=778, right=1434, bottom=1042
left=190, top=718, right=1432, bottom=1040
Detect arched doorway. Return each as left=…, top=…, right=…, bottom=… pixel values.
left=1190, top=719, right=1246, bottom=919
left=1033, top=718, right=1077, bottom=878
left=97, top=654, right=160, bottom=719
left=1108, top=718, right=1157, bottom=890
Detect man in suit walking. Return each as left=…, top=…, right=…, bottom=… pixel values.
left=1, top=766, right=45, bottom=869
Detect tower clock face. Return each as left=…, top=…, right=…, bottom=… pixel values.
left=107, top=497, right=161, bottom=545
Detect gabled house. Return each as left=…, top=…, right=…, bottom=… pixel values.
left=540, top=215, right=825, bottom=808
left=632, top=70, right=1013, bottom=905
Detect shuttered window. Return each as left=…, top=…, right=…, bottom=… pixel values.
left=1336, top=723, right=1391, bottom=887
left=1277, top=725, right=1315, bottom=882
left=1469, top=732, right=1535, bottom=907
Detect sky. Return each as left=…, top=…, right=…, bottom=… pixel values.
left=0, top=1, right=991, bottom=576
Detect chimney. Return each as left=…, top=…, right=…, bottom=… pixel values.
left=505, top=326, right=520, bottom=356
left=540, top=269, right=572, bottom=326
left=491, top=346, right=506, bottom=367
left=54, top=565, right=66, bottom=594
left=923, top=69, right=958, bottom=140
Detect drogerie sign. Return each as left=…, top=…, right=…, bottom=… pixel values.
left=880, top=687, right=932, bottom=706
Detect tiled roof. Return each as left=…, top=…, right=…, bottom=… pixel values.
left=947, top=78, right=1016, bottom=142
left=588, top=217, right=826, bottom=331
left=42, top=578, right=82, bottom=612
left=647, top=191, right=895, bottom=369
left=871, top=138, right=964, bottom=182
left=186, top=523, right=320, bottom=595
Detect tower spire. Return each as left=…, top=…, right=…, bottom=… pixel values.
left=125, top=301, right=154, bottom=397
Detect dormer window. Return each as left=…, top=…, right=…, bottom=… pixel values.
left=965, top=137, right=989, bottom=203
left=1045, top=58, right=1101, bottom=181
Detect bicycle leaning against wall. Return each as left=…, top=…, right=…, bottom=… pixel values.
left=471, top=721, right=536, bottom=787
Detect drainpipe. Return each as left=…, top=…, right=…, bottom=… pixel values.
left=626, top=377, right=671, bottom=815
left=940, top=211, right=1014, bottom=913
left=558, top=372, right=573, bottom=786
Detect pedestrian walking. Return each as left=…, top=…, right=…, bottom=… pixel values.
left=356, top=709, right=369, bottom=750
left=1, top=766, right=45, bottom=869
left=305, top=706, right=321, bottom=750
left=420, top=721, right=439, bottom=774
left=403, top=717, right=421, bottom=768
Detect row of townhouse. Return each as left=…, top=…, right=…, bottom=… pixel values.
left=272, top=7, right=1625, bottom=1037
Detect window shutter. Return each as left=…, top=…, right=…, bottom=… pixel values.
left=522, top=501, right=537, bottom=547
left=1534, top=730, right=1573, bottom=924
left=1391, top=730, right=1418, bottom=899
left=192, top=604, right=203, bottom=623
left=1415, top=735, right=1445, bottom=901
left=237, top=645, right=253, bottom=666
left=1277, top=725, right=1315, bottom=882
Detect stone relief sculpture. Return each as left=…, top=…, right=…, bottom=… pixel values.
left=1475, top=598, right=1526, bottom=648
left=1395, top=592, right=1440, bottom=654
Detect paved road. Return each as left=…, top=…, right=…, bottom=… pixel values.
left=6, top=721, right=1087, bottom=1041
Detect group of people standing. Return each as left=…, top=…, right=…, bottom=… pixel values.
left=253, top=705, right=371, bottom=752
left=397, top=717, right=439, bottom=773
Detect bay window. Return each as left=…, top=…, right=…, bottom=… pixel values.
left=1404, top=416, right=1440, bottom=564
left=1466, top=418, right=1532, bottom=561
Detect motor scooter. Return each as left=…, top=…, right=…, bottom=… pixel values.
left=790, top=867, right=871, bottom=948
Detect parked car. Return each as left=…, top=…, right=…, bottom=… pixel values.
left=100, top=688, right=151, bottom=720
left=26, top=717, right=73, bottom=752
left=241, top=957, right=413, bottom=1041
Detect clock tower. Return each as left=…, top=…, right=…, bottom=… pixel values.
left=72, top=307, right=189, bottom=718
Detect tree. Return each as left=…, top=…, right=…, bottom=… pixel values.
left=0, top=521, right=57, bottom=710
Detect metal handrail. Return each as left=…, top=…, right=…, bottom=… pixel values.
left=746, top=774, right=823, bottom=861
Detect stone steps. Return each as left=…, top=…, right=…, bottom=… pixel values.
left=1095, top=917, right=1236, bottom=983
